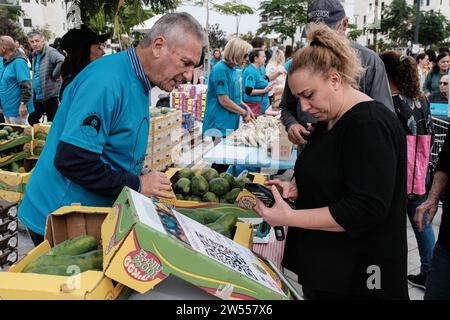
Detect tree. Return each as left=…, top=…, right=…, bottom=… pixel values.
left=0, top=5, right=24, bottom=22
left=379, top=0, right=414, bottom=46
left=0, top=17, right=28, bottom=49
left=240, top=31, right=255, bottom=44
left=32, top=24, right=54, bottom=41
left=347, top=23, right=363, bottom=42
left=208, top=23, right=227, bottom=49
left=258, top=0, right=310, bottom=46
left=213, top=0, right=254, bottom=37
left=418, top=11, right=450, bottom=47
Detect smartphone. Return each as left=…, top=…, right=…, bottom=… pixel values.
left=244, top=183, right=296, bottom=241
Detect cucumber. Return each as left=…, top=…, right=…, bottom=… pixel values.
left=215, top=213, right=237, bottom=231
left=28, top=265, right=73, bottom=276
left=47, top=235, right=98, bottom=256
left=23, top=250, right=103, bottom=273
left=206, top=222, right=231, bottom=238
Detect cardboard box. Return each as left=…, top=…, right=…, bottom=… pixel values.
left=0, top=218, right=17, bottom=234
left=0, top=248, right=18, bottom=271
left=0, top=206, right=124, bottom=300
left=0, top=123, right=33, bottom=152
left=32, top=123, right=51, bottom=139
left=0, top=232, right=18, bottom=255
left=0, top=200, right=17, bottom=221
left=0, top=190, right=22, bottom=204
left=102, top=188, right=296, bottom=300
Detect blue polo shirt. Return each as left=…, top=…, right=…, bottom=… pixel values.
left=243, top=63, right=269, bottom=112
left=0, top=57, right=34, bottom=117
left=33, top=53, right=43, bottom=100
left=19, top=51, right=150, bottom=235
left=203, top=60, right=242, bottom=137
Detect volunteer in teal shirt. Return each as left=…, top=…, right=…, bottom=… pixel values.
left=210, top=49, right=221, bottom=70
left=0, top=54, right=34, bottom=118
left=19, top=12, right=204, bottom=244
left=203, top=38, right=254, bottom=138
left=243, top=49, right=272, bottom=116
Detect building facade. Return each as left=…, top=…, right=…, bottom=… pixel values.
left=353, top=0, right=450, bottom=47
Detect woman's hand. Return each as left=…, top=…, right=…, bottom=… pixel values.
left=254, top=185, right=294, bottom=227
left=265, top=179, right=298, bottom=201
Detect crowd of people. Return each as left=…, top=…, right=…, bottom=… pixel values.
left=0, top=0, right=449, bottom=300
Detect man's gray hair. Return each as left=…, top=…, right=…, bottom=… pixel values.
left=141, top=12, right=206, bottom=48
left=27, top=31, right=43, bottom=39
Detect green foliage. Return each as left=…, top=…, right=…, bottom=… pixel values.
left=258, top=0, right=310, bottom=45
left=418, top=11, right=450, bottom=47
left=208, top=23, right=227, bottom=50
left=213, top=0, right=255, bottom=36
left=0, top=5, right=24, bottom=22
left=0, top=17, right=28, bottom=47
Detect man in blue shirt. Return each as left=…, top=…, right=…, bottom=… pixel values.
left=0, top=36, right=34, bottom=125
left=19, top=13, right=206, bottom=246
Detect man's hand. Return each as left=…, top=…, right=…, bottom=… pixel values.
left=139, top=171, right=175, bottom=199
left=415, top=198, right=439, bottom=232
left=19, top=103, right=27, bottom=118
left=288, top=123, right=310, bottom=145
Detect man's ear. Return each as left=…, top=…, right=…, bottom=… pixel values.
left=152, top=36, right=165, bottom=58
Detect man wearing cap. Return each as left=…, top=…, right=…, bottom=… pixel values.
left=59, top=25, right=110, bottom=99
left=28, top=31, right=65, bottom=125
left=281, top=0, right=394, bottom=146
left=19, top=13, right=206, bottom=246
left=0, top=36, right=34, bottom=125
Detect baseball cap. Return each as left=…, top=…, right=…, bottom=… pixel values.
left=302, top=0, right=346, bottom=38
left=60, top=25, right=110, bottom=54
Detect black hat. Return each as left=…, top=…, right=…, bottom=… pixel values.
left=60, top=25, right=110, bottom=54
left=302, top=0, right=346, bottom=38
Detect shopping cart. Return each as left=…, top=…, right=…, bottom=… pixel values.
left=430, top=117, right=449, bottom=168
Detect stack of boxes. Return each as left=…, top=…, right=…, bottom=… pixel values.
left=144, top=109, right=182, bottom=172
left=171, top=84, right=207, bottom=127
left=0, top=200, right=18, bottom=271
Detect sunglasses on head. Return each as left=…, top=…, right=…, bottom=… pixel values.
left=439, top=81, right=449, bottom=85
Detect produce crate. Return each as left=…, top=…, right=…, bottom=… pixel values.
left=0, top=158, right=36, bottom=193
left=0, top=206, right=125, bottom=299
left=101, top=188, right=295, bottom=300
left=32, top=123, right=50, bottom=142
left=0, top=123, right=33, bottom=152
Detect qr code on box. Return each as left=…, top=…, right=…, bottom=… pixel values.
left=195, top=232, right=257, bottom=281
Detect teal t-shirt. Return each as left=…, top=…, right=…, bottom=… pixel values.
left=0, top=58, right=35, bottom=117
left=203, top=60, right=242, bottom=137
left=33, top=53, right=43, bottom=100
left=284, top=58, right=292, bottom=72
left=243, top=64, right=269, bottom=112
left=19, top=51, right=150, bottom=235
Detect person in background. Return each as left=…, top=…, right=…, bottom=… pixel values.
left=202, top=38, right=255, bottom=173
left=28, top=31, right=65, bottom=125
left=18, top=13, right=203, bottom=246
left=0, top=54, right=4, bottom=123
left=255, top=23, right=408, bottom=300
left=210, top=48, right=221, bottom=70
left=416, top=123, right=450, bottom=300
left=423, top=52, right=450, bottom=98
left=425, top=49, right=436, bottom=70
left=0, top=36, right=34, bottom=125
left=251, top=37, right=283, bottom=83
left=285, top=45, right=293, bottom=70
left=280, top=0, right=394, bottom=147
left=266, top=49, right=287, bottom=110
left=380, top=50, right=435, bottom=291
left=59, top=25, right=109, bottom=99
left=429, top=75, right=449, bottom=104
left=416, top=53, right=429, bottom=93
left=242, top=48, right=273, bottom=117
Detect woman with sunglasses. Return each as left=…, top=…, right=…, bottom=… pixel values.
left=429, top=75, right=449, bottom=105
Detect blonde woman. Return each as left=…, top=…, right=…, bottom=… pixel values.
left=254, top=24, right=408, bottom=299
left=203, top=38, right=254, bottom=172
left=266, top=49, right=287, bottom=109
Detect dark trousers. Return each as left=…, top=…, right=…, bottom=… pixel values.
left=29, top=97, right=59, bottom=125
left=27, top=227, right=45, bottom=247
left=211, top=136, right=229, bottom=174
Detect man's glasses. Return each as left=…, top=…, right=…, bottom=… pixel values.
left=439, top=81, right=449, bottom=86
